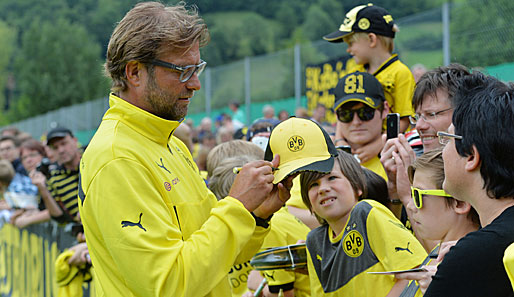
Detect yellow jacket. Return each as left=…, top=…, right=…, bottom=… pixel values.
left=78, top=94, right=269, bottom=297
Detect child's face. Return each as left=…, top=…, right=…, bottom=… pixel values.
left=345, top=35, right=371, bottom=65
left=307, top=161, right=360, bottom=226
left=407, top=168, right=455, bottom=242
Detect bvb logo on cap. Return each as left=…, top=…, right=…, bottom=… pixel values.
left=287, top=135, right=305, bottom=152
left=358, top=18, right=370, bottom=30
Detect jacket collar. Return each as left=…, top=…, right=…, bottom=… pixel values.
left=104, top=93, right=181, bottom=144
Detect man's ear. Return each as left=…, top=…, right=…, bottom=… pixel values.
left=464, top=145, right=481, bottom=172
left=381, top=101, right=390, bottom=120
left=125, top=61, right=144, bottom=88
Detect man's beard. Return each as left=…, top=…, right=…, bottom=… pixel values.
left=144, top=72, right=189, bottom=121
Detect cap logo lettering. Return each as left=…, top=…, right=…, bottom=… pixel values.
left=383, top=15, right=393, bottom=23
left=343, top=17, right=352, bottom=26
left=358, top=18, right=370, bottom=30
left=287, top=135, right=305, bottom=152
left=344, top=74, right=366, bottom=94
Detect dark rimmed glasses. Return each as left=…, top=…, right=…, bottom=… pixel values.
left=437, top=131, right=463, bottom=146
left=409, top=107, right=453, bottom=125
left=411, top=186, right=452, bottom=209
left=336, top=106, right=376, bottom=123
left=149, top=59, right=207, bottom=83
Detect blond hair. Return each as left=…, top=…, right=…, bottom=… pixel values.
left=206, top=140, right=264, bottom=178
left=344, top=24, right=399, bottom=54
left=209, top=156, right=258, bottom=200
left=0, top=160, right=15, bottom=187
left=105, top=1, right=210, bottom=93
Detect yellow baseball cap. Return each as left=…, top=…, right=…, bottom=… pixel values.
left=264, top=118, right=338, bottom=184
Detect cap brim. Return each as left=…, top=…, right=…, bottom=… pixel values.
left=323, top=30, right=352, bottom=43
left=46, top=133, right=69, bottom=144
left=334, top=95, right=379, bottom=111
left=273, top=155, right=334, bottom=184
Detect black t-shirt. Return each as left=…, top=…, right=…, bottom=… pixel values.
left=425, top=205, right=514, bottom=297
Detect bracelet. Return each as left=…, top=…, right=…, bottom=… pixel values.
left=251, top=212, right=273, bottom=228
left=334, top=138, right=346, bottom=144
left=389, top=199, right=402, bottom=205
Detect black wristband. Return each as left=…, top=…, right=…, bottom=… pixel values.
left=251, top=212, right=273, bottom=228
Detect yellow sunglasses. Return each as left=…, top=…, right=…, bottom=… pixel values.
left=411, top=186, right=452, bottom=209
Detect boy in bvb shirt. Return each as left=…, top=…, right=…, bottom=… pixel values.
left=324, top=4, right=415, bottom=151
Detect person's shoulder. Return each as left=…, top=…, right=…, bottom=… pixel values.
left=307, top=224, right=328, bottom=242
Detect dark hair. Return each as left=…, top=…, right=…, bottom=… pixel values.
left=0, top=135, right=20, bottom=147
left=412, top=63, right=470, bottom=111
left=453, top=72, right=514, bottom=199
left=362, top=168, right=389, bottom=206
left=300, top=150, right=367, bottom=224
left=20, top=139, right=47, bottom=157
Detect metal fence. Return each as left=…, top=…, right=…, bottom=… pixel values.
left=3, top=0, right=514, bottom=142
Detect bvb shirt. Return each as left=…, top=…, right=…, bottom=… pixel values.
left=78, top=94, right=269, bottom=297
left=350, top=54, right=415, bottom=119
left=306, top=199, right=426, bottom=296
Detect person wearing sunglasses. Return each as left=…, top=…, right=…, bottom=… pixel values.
left=332, top=71, right=389, bottom=181
left=392, top=148, right=479, bottom=296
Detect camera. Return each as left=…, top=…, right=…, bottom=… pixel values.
left=36, top=158, right=52, bottom=179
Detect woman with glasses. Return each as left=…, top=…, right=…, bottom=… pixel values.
left=393, top=147, right=479, bottom=296
left=9, top=139, right=52, bottom=228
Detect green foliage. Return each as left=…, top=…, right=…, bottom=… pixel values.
left=299, top=4, right=338, bottom=42
left=450, top=0, right=514, bottom=67
left=202, top=12, right=280, bottom=66
left=0, top=21, right=16, bottom=125
left=11, top=18, right=109, bottom=120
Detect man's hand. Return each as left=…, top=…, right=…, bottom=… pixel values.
left=29, top=170, right=47, bottom=189
left=253, top=173, right=294, bottom=219
left=380, top=134, right=416, bottom=203
left=436, top=240, right=458, bottom=263
left=353, top=135, right=385, bottom=164
left=228, top=157, right=277, bottom=212
left=394, top=264, right=438, bottom=294
left=68, top=242, right=90, bottom=266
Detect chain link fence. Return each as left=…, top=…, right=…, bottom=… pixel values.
left=3, top=0, right=513, bottom=144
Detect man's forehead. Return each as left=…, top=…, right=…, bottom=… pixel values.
left=417, top=89, right=451, bottom=112
left=0, top=139, right=15, bottom=147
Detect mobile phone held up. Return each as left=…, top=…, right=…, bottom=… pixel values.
left=386, top=113, right=400, bottom=139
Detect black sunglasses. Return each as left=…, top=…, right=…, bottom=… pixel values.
left=336, top=106, right=376, bottom=123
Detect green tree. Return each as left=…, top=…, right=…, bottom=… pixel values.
left=450, top=0, right=514, bottom=67
left=202, top=12, right=280, bottom=66
left=300, top=4, right=338, bottom=42
left=0, top=21, right=16, bottom=125
left=11, top=18, right=109, bottom=120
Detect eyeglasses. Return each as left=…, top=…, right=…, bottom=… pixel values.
left=437, top=131, right=463, bottom=145
left=336, top=106, right=376, bottom=123
left=149, top=59, right=207, bottom=83
left=411, top=186, right=452, bottom=209
left=409, top=107, right=453, bottom=125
